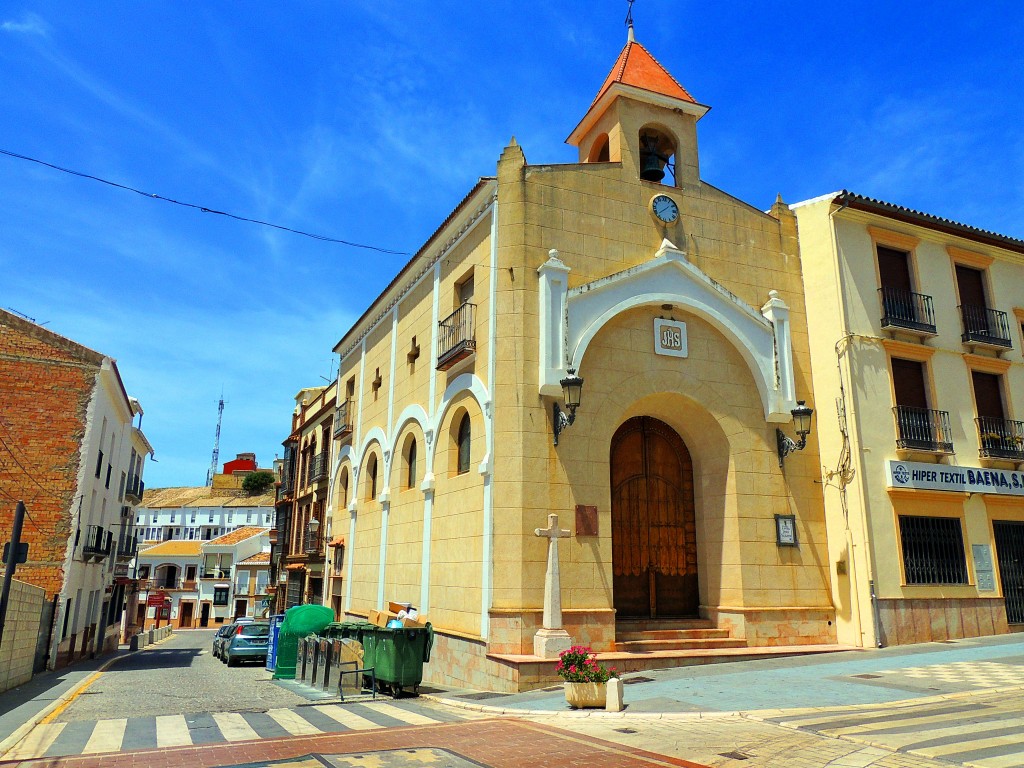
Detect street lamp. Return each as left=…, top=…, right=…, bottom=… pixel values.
left=552, top=368, right=584, bottom=446
left=777, top=401, right=814, bottom=467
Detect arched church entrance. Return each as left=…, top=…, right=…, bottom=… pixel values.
left=611, top=416, right=699, bottom=618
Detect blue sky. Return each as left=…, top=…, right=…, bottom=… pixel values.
left=2, top=2, right=1022, bottom=488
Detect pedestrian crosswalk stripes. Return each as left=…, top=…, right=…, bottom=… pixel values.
left=761, top=696, right=1024, bottom=767
left=5, top=701, right=464, bottom=761
left=82, top=717, right=126, bottom=754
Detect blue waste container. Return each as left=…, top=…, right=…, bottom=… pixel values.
left=265, top=614, right=285, bottom=672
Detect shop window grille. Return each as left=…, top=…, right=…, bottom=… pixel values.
left=994, top=521, right=1024, bottom=624
left=899, top=515, right=968, bottom=585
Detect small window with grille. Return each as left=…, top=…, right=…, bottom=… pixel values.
left=899, top=515, right=968, bottom=585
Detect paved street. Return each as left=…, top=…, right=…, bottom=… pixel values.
left=46, top=629, right=306, bottom=721
left=5, top=632, right=1024, bottom=767
left=2, top=629, right=472, bottom=762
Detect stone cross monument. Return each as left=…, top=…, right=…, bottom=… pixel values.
left=533, top=513, right=572, bottom=658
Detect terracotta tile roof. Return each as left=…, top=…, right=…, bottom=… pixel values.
left=591, top=39, right=695, bottom=107
left=830, top=191, right=1024, bottom=255
left=238, top=552, right=271, bottom=566
left=140, top=486, right=275, bottom=508
left=138, top=540, right=203, bottom=557
left=206, top=526, right=268, bottom=546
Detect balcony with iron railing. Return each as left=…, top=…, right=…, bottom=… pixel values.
left=437, top=302, right=476, bottom=371
left=333, top=399, right=353, bottom=438
left=893, top=406, right=954, bottom=454
left=82, top=525, right=111, bottom=562
left=310, top=452, right=329, bottom=483
left=117, top=534, right=138, bottom=561
left=878, top=287, right=937, bottom=336
left=959, top=304, right=1013, bottom=349
left=125, top=474, right=145, bottom=503
left=976, top=416, right=1024, bottom=462
left=303, top=529, right=325, bottom=557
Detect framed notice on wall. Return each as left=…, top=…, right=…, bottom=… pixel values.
left=775, top=514, right=798, bottom=547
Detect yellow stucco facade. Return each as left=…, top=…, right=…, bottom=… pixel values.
left=325, top=37, right=838, bottom=691
left=793, top=193, right=1024, bottom=648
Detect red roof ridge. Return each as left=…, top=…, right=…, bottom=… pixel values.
left=591, top=39, right=695, bottom=108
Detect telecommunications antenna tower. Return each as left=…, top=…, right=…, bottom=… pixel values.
left=205, top=395, right=225, bottom=487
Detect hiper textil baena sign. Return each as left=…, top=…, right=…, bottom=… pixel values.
left=887, top=460, right=1024, bottom=497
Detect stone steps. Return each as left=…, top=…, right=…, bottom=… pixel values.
left=615, top=636, right=749, bottom=652
left=614, top=619, right=747, bottom=653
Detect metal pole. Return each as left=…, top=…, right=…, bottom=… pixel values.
left=0, top=500, right=27, bottom=649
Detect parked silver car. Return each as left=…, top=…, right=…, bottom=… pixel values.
left=224, top=622, right=271, bottom=666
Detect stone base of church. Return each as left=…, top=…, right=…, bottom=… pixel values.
left=704, top=605, right=837, bottom=646
left=488, top=608, right=616, bottom=655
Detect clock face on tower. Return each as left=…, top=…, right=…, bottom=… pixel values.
left=650, top=194, right=679, bottom=224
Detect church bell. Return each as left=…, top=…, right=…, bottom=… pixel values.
left=639, top=150, right=665, bottom=182
left=639, top=134, right=666, bottom=182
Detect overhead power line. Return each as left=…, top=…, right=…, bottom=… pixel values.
left=0, top=148, right=410, bottom=255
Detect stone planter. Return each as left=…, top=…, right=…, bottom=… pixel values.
left=563, top=681, right=607, bottom=709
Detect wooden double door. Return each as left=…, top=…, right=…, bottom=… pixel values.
left=611, top=417, right=699, bottom=618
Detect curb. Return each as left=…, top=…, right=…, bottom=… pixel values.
left=0, top=631, right=175, bottom=759
left=422, top=680, right=1024, bottom=721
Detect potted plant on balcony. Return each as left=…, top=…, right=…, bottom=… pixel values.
left=557, top=645, right=616, bottom=708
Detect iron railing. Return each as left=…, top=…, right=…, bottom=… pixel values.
left=82, top=525, right=111, bottom=561
left=333, top=399, right=353, bottom=438
left=899, top=515, right=968, bottom=585
left=117, top=535, right=137, bottom=561
left=310, top=452, right=329, bottom=483
left=959, top=304, right=1012, bottom=348
left=975, top=416, right=1024, bottom=461
left=125, top=474, right=145, bottom=503
left=878, top=287, right=936, bottom=335
left=893, top=406, right=954, bottom=453
left=437, top=302, right=476, bottom=370
left=304, top=529, right=324, bottom=556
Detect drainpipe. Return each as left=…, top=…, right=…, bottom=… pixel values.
left=828, top=195, right=884, bottom=648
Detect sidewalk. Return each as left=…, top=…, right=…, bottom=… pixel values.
left=0, top=647, right=132, bottom=755
left=425, top=632, right=1024, bottom=715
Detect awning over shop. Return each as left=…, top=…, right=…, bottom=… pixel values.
left=328, top=536, right=345, bottom=547
left=285, top=563, right=305, bottom=571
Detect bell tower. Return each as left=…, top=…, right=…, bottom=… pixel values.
left=566, top=24, right=709, bottom=189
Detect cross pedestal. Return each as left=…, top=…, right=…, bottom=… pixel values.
left=533, top=512, right=572, bottom=659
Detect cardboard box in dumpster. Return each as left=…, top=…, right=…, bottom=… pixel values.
left=368, top=609, right=398, bottom=627
left=387, top=601, right=418, bottom=620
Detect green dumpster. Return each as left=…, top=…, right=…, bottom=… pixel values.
left=272, top=604, right=334, bottom=680
left=367, top=622, right=433, bottom=697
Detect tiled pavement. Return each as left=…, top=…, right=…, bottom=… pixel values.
left=6, top=635, right=1024, bottom=768
left=2, top=719, right=710, bottom=768
left=2, top=700, right=470, bottom=761
left=754, top=688, right=1024, bottom=767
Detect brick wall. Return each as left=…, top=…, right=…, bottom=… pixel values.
left=0, top=579, right=46, bottom=692
left=0, top=314, right=101, bottom=602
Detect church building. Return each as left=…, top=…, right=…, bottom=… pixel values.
left=327, top=30, right=837, bottom=691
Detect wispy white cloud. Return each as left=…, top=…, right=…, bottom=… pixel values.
left=1, top=12, right=48, bottom=36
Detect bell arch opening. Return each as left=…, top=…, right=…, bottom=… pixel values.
left=639, top=126, right=676, bottom=186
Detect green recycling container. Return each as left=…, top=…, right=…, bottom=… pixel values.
left=367, top=622, right=433, bottom=697
left=272, top=604, right=334, bottom=680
